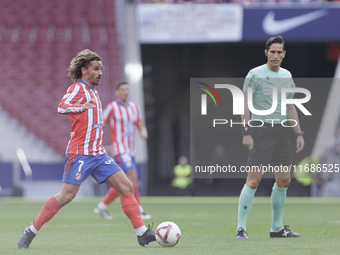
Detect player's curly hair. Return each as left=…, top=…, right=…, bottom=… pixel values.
left=67, top=49, right=101, bottom=82
left=266, top=36, right=285, bottom=51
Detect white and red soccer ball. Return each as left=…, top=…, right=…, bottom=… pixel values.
left=155, top=221, right=181, bottom=247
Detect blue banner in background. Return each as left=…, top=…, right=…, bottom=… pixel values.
left=243, top=8, right=340, bottom=41
left=137, top=4, right=340, bottom=43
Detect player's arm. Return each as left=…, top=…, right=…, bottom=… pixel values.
left=102, top=103, right=114, bottom=128
left=287, top=104, right=305, bottom=153
left=58, top=84, right=95, bottom=114
left=135, top=103, right=147, bottom=139
left=137, top=121, right=148, bottom=139
left=241, top=92, right=253, bottom=151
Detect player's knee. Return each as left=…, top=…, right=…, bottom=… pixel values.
left=64, top=196, right=74, bottom=205
left=276, top=178, right=291, bottom=188
left=246, top=178, right=261, bottom=189
left=56, top=192, right=76, bottom=207
left=118, top=180, right=134, bottom=196
left=65, top=191, right=77, bottom=203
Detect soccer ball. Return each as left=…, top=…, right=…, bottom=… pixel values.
left=155, top=221, right=181, bottom=247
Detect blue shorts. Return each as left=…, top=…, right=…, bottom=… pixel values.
left=63, top=154, right=121, bottom=185
left=113, top=153, right=136, bottom=173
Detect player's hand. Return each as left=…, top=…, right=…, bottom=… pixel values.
left=296, top=135, right=305, bottom=153
left=243, top=135, right=253, bottom=151
left=140, top=127, right=148, bottom=139
left=82, top=99, right=96, bottom=112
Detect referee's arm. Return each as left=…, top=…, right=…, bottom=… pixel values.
left=241, top=92, right=253, bottom=151
left=287, top=104, right=305, bottom=153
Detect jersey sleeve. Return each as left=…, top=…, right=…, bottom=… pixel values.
left=136, top=104, right=143, bottom=123
left=103, top=103, right=113, bottom=125
left=287, top=73, right=296, bottom=99
left=243, top=69, right=257, bottom=95
left=58, top=84, right=85, bottom=114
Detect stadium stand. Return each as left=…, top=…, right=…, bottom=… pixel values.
left=0, top=105, right=61, bottom=162
left=0, top=0, right=122, bottom=157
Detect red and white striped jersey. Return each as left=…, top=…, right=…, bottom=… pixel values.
left=103, top=99, right=142, bottom=157
left=58, top=80, right=106, bottom=155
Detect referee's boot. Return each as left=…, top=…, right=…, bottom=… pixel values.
left=138, top=224, right=156, bottom=246
left=270, top=225, right=301, bottom=238
left=236, top=227, right=248, bottom=239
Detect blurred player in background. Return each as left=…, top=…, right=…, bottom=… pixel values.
left=18, top=50, right=155, bottom=249
left=94, top=81, right=151, bottom=220
left=236, top=36, right=305, bottom=239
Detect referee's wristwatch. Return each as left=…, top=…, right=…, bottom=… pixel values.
left=242, top=126, right=251, bottom=136
left=296, top=131, right=304, bottom=137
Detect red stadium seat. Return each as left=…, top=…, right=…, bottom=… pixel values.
left=0, top=0, right=122, bottom=156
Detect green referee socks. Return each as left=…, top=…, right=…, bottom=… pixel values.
left=271, top=183, right=287, bottom=232
left=237, top=184, right=257, bottom=232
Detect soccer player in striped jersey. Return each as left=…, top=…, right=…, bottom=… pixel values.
left=18, top=50, right=155, bottom=249
left=94, top=81, right=151, bottom=220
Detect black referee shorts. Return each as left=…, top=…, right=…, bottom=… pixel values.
left=248, top=122, right=292, bottom=167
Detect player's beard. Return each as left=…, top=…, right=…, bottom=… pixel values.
left=92, top=77, right=101, bottom=86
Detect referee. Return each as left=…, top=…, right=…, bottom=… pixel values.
left=236, top=36, right=305, bottom=239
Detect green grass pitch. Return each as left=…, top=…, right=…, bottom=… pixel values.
left=1, top=197, right=340, bottom=255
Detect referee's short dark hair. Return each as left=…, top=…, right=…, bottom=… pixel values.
left=116, top=81, right=129, bottom=90
left=266, top=36, right=285, bottom=51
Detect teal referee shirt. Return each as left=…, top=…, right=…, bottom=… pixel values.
left=243, top=64, right=295, bottom=124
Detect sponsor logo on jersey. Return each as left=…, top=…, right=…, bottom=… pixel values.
left=93, top=124, right=103, bottom=130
